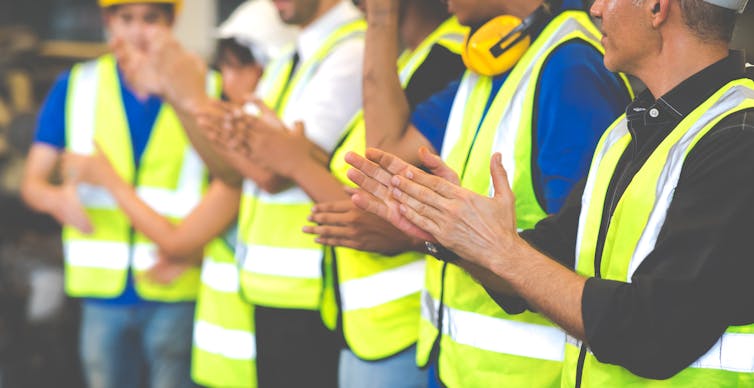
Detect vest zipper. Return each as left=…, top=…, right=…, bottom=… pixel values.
left=574, top=344, right=587, bottom=388
left=428, top=262, right=450, bottom=373
left=329, top=246, right=347, bottom=347
left=127, top=164, right=141, bottom=288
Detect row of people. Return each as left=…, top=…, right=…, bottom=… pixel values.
left=22, top=0, right=754, bottom=387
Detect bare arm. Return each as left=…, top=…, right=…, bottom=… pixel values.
left=363, top=0, right=433, bottom=163
left=21, top=144, right=92, bottom=233
left=175, top=104, right=244, bottom=187
left=110, top=178, right=239, bottom=262
left=64, top=152, right=239, bottom=263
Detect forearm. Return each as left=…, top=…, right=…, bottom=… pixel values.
left=290, top=158, right=349, bottom=203
left=107, top=176, right=239, bottom=264
left=363, top=0, right=412, bottom=153
left=103, top=174, right=198, bottom=260
left=174, top=100, right=243, bottom=187
left=485, top=236, right=587, bottom=340
left=224, top=151, right=292, bottom=194
left=21, top=178, right=64, bottom=216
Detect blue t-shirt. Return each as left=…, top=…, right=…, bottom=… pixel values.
left=35, top=68, right=164, bottom=306
left=411, top=9, right=629, bottom=214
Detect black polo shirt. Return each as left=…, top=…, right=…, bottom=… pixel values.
left=499, top=51, right=754, bottom=380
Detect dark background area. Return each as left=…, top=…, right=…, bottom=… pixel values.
left=0, top=1, right=751, bottom=387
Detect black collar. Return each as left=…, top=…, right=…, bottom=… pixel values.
left=626, top=51, right=747, bottom=130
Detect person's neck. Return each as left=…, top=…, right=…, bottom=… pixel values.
left=400, top=10, right=444, bottom=50
left=636, top=38, right=729, bottom=99
left=300, top=0, right=340, bottom=29
left=505, top=0, right=544, bottom=20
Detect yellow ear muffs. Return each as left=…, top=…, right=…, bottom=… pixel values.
left=462, top=15, right=531, bottom=77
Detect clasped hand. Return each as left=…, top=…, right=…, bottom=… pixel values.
left=196, top=98, right=329, bottom=176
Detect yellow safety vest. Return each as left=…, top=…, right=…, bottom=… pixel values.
left=62, top=54, right=223, bottom=301
left=192, top=238, right=257, bottom=387
left=416, top=12, right=633, bottom=387
left=237, top=19, right=366, bottom=309
left=565, top=79, right=754, bottom=387
left=323, top=18, right=467, bottom=361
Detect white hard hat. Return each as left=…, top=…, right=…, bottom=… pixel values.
left=217, top=0, right=299, bottom=66
left=703, top=0, right=748, bottom=13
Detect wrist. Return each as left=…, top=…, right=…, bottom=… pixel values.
left=180, top=94, right=211, bottom=116
left=288, top=153, right=318, bottom=182
left=487, top=234, right=530, bottom=284
left=367, top=3, right=400, bottom=25
left=425, top=241, right=461, bottom=263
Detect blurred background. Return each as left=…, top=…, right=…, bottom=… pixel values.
left=0, top=2, right=245, bottom=387
left=0, top=1, right=752, bottom=387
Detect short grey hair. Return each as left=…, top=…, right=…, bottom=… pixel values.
left=680, top=0, right=737, bottom=42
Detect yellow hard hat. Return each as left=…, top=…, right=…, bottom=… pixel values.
left=98, top=0, right=183, bottom=12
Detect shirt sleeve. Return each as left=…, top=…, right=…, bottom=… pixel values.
left=583, top=111, right=754, bottom=379
left=533, top=41, right=629, bottom=213
left=410, top=77, right=462, bottom=153
left=404, top=44, right=466, bottom=110
left=34, top=71, right=71, bottom=149
left=283, top=38, right=364, bottom=153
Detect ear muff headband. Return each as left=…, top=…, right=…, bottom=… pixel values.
left=462, top=5, right=551, bottom=76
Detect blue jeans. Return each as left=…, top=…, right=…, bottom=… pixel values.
left=79, top=302, right=197, bottom=388
left=339, top=345, right=428, bottom=388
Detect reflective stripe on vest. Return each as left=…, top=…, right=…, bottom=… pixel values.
left=566, top=79, right=754, bottom=386
left=320, top=18, right=467, bottom=360
left=418, top=12, right=631, bottom=388
left=423, top=292, right=565, bottom=361
left=62, top=54, right=218, bottom=301
left=237, top=19, right=366, bottom=310
left=192, top=240, right=256, bottom=387
left=339, top=260, right=425, bottom=312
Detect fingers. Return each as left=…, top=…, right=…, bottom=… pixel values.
left=351, top=189, right=389, bottom=219
left=419, top=146, right=460, bottom=185
left=397, top=201, right=441, bottom=238
left=247, top=96, right=276, bottom=118
left=396, top=164, right=459, bottom=200
left=347, top=167, right=392, bottom=207
left=72, top=210, right=94, bottom=235
left=364, top=148, right=412, bottom=176
left=312, top=200, right=353, bottom=214
left=308, top=211, right=351, bottom=227
left=302, top=224, right=351, bottom=239
left=292, top=121, right=306, bottom=136
left=346, top=152, right=393, bottom=189
left=390, top=179, right=447, bottom=221
left=490, top=153, right=512, bottom=199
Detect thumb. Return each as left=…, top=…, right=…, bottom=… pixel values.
left=247, top=96, right=276, bottom=117
left=94, top=141, right=105, bottom=156
left=292, top=121, right=306, bottom=137
left=419, top=146, right=459, bottom=184
left=490, top=153, right=511, bottom=199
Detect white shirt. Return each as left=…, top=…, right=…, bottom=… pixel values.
left=280, top=0, right=364, bottom=153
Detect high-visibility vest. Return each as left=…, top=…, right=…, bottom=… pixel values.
left=192, top=238, right=257, bottom=387
left=237, top=19, right=366, bottom=310
left=322, top=18, right=467, bottom=361
left=62, top=54, right=223, bottom=301
left=564, top=79, right=754, bottom=387
left=416, top=12, right=633, bottom=387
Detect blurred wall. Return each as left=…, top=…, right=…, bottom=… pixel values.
left=174, top=0, right=218, bottom=60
